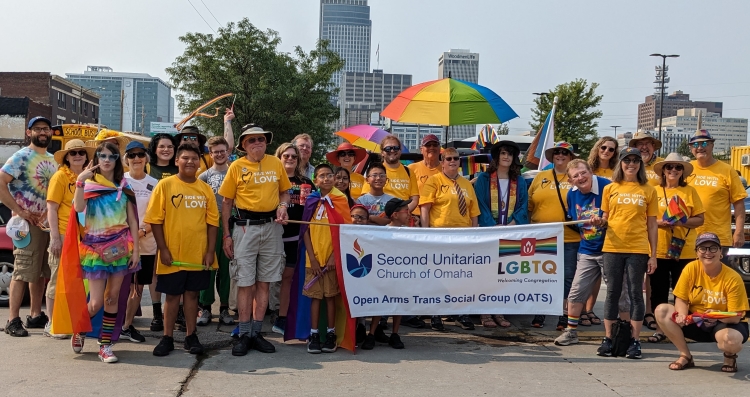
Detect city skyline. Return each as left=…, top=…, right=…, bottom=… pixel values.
left=2, top=0, right=749, bottom=137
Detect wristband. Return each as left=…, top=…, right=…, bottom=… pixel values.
left=76, top=180, right=85, bottom=188
left=278, top=202, right=288, bottom=208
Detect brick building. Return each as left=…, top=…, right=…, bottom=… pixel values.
left=637, top=90, right=722, bottom=131
left=0, top=72, right=100, bottom=126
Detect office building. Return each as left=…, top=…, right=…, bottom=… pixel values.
left=658, top=108, right=748, bottom=154
left=319, top=0, right=372, bottom=103
left=339, top=69, right=412, bottom=127
left=66, top=66, right=173, bottom=133
left=438, top=49, right=480, bottom=140
left=390, top=123, right=444, bottom=152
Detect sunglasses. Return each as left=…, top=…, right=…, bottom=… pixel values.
left=600, top=146, right=616, bottom=153
left=339, top=151, right=357, bottom=157
left=182, top=136, right=198, bottom=141
left=244, top=136, right=266, bottom=144
left=553, top=149, right=570, bottom=156
left=97, top=153, right=119, bottom=162
left=621, top=157, right=640, bottom=164
left=664, top=164, right=684, bottom=171
left=68, top=150, right=88, bottom=157
left=697, top=245, right=720, bottom=253
left=444, top=156, right=460, bottom=162
left=281, top=153, right=298, bottom=160
left=126, top=152, right=147, bottom=159
left=691, top=141, right=709, bottom=148
left=382, top=145, right=401, bottom=153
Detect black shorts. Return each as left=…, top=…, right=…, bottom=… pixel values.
left=682, top=321, right=749, bottom=344
left=284, top=240, right=299, bottom=268
left=156, top=270, right=210, bottom=296
left=133, top=255, right=156, bottom=285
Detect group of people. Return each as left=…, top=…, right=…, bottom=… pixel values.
left=2, top=113, right=747, bottom=371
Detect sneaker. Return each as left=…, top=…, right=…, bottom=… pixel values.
left=430, top=316, right=444, bottom=331
left=374, top=324, right=390, bottom=343
left=232, top=334, right=251, bottom=356
left=230, top=325, right=240, bottom=339
left=596, top=337, right=613, bottom=357
left=71, top=333, right=85, bottom=353
left=626, top=338, right=642, bottom=359
left=402, top=316, right=425, bottom=328
left=25, top=312, right=48, bottom=329
left=378, top=316, right=389, bottom=330
left=307, top=333, right=322, bottom=354
left=554, top=328, right=579, bottom=346
left=531, top=315, right=546, bottom=328
left=153, top=335, right=175, bottom=357
left=197, top=309, right=212, bottom=326
left=322, top=331, right=337, bottom=353
left=43, top=321, right=70, bottom=339
left=184, top=332, right=204, bottom=355
left=272, top=317, right=286, bottom=335
left=361, top=334, right=376, bottom=350
left=5, top=317, right=28, bottom=337
left=356, top=323, right=366, bottom=345
left=99, top=344, right=118, bottom=363
left=219, top=309, right=235, bottom=325
left=176, top=306, right=186, bottom=332
left=251, top=333, right=276, bottom=353
left=120, top=325, right=146, bottom=343
left=456, top=315, right=475, bottom=330
left=389, top=333, right=405, bottom=349
left=556, top=316, right=568, bottom=331
left=150, top=312, right=164, bottom=332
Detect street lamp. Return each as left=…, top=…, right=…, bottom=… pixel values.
left=611, top=125, right=621, bottom=136
left=650, top=53, right=679, bottom=154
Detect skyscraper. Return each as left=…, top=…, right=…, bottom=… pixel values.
left=438, top=49, right=480, bottom=140
left=319, top=0, right=372, bottom=103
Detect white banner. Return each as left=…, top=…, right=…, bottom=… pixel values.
left=339, top=223, right=564, bottom=317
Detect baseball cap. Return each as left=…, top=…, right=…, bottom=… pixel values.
left=384, top=198, right=412, bottom=218
left=619, top=147, right=642, bottom=160
left=27, top=116, right=51, bottom=130
left=695, top=232, right=721, bottom=248
left=5, top=216, right=31, bottom=249
left=125, top=141, right=147, bottom=152
left=421, top=134, right=440, bottom=147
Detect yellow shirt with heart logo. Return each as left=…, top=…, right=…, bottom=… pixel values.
left=218, top=155, right=292, bottom=212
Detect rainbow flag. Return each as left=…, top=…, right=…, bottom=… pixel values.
left=498, top=237, right=557, bottom=257
left=472, top=124, right=498, bottom=150
left=663, top=195, right=689, bottom=225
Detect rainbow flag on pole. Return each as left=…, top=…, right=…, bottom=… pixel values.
left=663, top=195, right=689, bottom=225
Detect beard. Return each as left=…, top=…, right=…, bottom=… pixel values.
left=31, top=134, right=49, bottom=148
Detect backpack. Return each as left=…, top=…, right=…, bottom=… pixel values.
left=610, top=319, right=632, bottom=357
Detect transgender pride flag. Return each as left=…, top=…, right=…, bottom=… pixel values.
left=525, top=96, right=558, bottom=169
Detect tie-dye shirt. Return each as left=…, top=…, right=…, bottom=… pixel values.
left=1, top=147, right=57, bottom=214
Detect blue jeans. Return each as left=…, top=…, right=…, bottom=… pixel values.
left=563, top=242, right=580, bottom=299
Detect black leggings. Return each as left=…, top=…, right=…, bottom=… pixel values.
left=602, top=253, right=648, bottom=321
left=650, top=258, right=689, bottom=313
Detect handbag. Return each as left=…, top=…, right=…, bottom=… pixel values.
left=89, top=232, right=130, bottom=263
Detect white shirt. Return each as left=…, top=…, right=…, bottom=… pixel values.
left=125, top=172, right=158, bottom=255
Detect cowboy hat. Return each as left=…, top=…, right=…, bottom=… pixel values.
left=544, top=141, right=577, bottom=162
left=325, top=142, right=367, bottom=166
left=175, top=125, right=208, bottom=148
left=236, top=124, right=273, bottom=152
left=628, top=130, right=662, bottom=151
left=54, top=139, right=96, bottom=165
left=653, top=152, right=693, bottom=176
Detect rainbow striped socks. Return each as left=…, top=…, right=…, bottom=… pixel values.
left=567, top=315, right=579, bottom=330
left=100, top=311, right=117, bottom=345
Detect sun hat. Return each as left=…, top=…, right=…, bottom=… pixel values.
left=325, top=142, right=367, bottom=166
left=384, top=198, right=412, bottom=218
left=175, top=126, right=208, bottom=148
left=689, top=129, right=715, bottom=143
left=5, top=216, right=31, bottom=249
left=695, top=232, right=721, bottom=248
left=236, top=124, right=273, bottom=152
left=653, top=152, right=693, bottom=176
left=628, top=131, right=662, bottom=151
left=85, top=129, right=130, bottom=150
left=619, top=147, right=642, bottom=160
left=53, top=139, right=96, bottom=165
left=544, top=141, right=577, bottom=162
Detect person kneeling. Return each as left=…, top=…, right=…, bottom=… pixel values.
left=654, top=232, right=749, bottom=371
left=146, top=144, right=219, bottom=357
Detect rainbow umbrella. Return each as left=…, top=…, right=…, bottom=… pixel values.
left=335, top=124, right=408, bottom=153
left=381, top=78, right=518, bottom=141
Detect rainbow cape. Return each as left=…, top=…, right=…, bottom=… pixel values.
left=51, top=176, right=136, bottom=337
left=663, top=195, right=689, bottom=225
left=284, top=188, right=356, bottom=352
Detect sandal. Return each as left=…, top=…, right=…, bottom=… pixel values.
left=669, top=354, right=694, bottom=370
left=480, top=315, right=497, bottom=328
left=531, top=315, right=545, bottom=328
left=588, top=311, right=602, bottom=325
left=644, top=313, right=657, bottom=330
left=579, top=312, right=592, bottom=327
left=647, top=332, right=666, bottom=343
left=722, top=352, right=738, bottom=373
left=493, top=315, right=511, bottom=328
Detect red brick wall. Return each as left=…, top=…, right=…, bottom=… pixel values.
left=0, top=72, right=51, bottom=105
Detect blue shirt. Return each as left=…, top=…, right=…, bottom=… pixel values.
left=566, top=176, right=610, bottom=255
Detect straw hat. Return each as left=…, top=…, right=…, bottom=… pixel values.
left=544, top=141, right=577, bottom=162
left=628, top=130, right=662, bottom=151
left=54, top=139, right=96, bottom=165
left=653, top=152, right=693, bottom=176
left=326, top=142, right=367, bottom=166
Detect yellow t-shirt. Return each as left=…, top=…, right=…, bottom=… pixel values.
left=655, top=185, right=705, bottom=259
left=349, top=172, right=365, bottom=200
left=645, top=157, right=664, bottom=187
left=363, top=164, right=419, bottom=200
left=145, top=175, right=220, bottom=275
left=673, top=260, right=750, bottom=318
left=527, top=169, right=580, bottom=243
left=306, top=201, right=333, bottom=268
left=47, top=169, right=76, bottom=234
left=409, top=161, right=440, bottom=214
left=420, top=173, right=480, bottom=228
left=218, top=155, right=292, bottom=212
left=594, top=167, right=613, bottom=180
left=687, top=160, right=747, bottom=246
left=196, top=153, right=214, bottom=177
left=601, top=181, right=659, bottom=254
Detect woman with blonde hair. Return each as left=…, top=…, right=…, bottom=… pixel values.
left=587, top=137, right=618, bottom=180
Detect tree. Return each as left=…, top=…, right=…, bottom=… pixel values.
left=529, top=79, right=603, bottom=155
left=166, top=18, right=344, bottom=162
left=496, top=123, right=509, bottom=136
left=676, top=138, right=693, bottom=160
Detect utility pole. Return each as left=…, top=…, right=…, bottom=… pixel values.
left=119, top=90, right=125, bottom=131
left=140, top=104, right=146, bottom=134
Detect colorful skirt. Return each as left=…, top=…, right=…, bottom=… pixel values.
left=80, top=229, right=137, bottom=280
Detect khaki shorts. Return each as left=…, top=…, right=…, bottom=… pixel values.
left=302, top=266, right=340, bottom=300
left=230, top=222, right=284, bottom=287
left=46, top=235, right=64, bottom=299
left=12, top=224, right=51, bottom=283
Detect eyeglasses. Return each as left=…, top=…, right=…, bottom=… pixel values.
left=126, top=152, right=147, bottom=159
left=621, top=157, right=640, bottom=164
left=382, top=145, right=401, bottom=153
left=244, top=136, right=266, bottom=144
left=317, top=173, right=335, bottom=180
left=553, top=149, right=570, bottom=156
left=211, top=150, right=227, bottom=155
left=182, top=136, right=198, bottom=141
left=423, top=142, right=440, bottom=148
left=691, top=141, right=709, bottom=148
left=68, top=150, right=88, bottom=157
left=664, top=164, right=684, bottom=171
left=339, top=151, right=356, bottom=157
left=444, top=156, right=460, bottom=162
left=351, top=215, right=367, bottom=221
left=697, top=245, right=720, bottom=253
left=281, top=154, right=298, bottom=160
left=368, top=173, right=387, bottom=179
left=31, top=127, right=51, bottom=133
left=600, top=146, right=616, bottom=153
left=97, top=153, right=119, bottom=162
